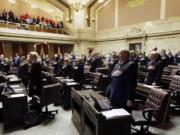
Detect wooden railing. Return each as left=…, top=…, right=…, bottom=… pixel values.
left=0, top=20, right=69, bottom=35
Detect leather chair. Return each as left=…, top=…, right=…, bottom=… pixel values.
left=169, top=75, right=180, bottom=109
left=84, top=72, right=94, bottom=84
left=132, top=88, right=171, bottom=134
left=83, top=72, right=102, bottom=91
left=35, top=83, right=61, bottom=119
left=96, top=67, right=108, bottom=75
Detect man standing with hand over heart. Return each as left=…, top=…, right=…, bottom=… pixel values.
left=108, top=49, right=137, bottom=113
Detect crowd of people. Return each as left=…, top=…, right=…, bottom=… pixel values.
left=0, top=47, right=180, bottom=113
left=0, top=10, right=64, bottom=29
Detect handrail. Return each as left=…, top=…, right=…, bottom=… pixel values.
left=0, top=20, right=68, bottom=35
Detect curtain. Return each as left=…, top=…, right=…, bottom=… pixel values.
left=54, top=45, right=58, bottom=54
left=0, top=42, right=4, bottom=55
left=43, top=45, right=48, bottom=55
left=12, top=43, right=20, bottom=56
left=21, top=44, right=28, bottom=56
left=36, top=45, right=42, bottom=55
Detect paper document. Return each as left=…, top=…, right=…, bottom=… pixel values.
left=14, top=88, right=24, bottom=92
left=66, top=82, right=78, bottom=85
left=143, top=84, right=160, bottom=88
left=64, top=79, right=74, bottom=82
left=102, top=109, right=130, bottom=119
left=10, top=94, right=25, bottom=98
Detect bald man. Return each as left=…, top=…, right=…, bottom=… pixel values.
left=108, top=50, right=137, bottom=113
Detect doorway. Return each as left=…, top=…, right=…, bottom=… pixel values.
left=129, top=43, right=142, bottom=53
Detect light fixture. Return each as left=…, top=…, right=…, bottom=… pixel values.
left=66, top=17, right=73, bottom=23
left=98, top=0, right=105, bottom=3
left=67, top=0, right=89, bottom=12
left=8, top=0, right=16, bottom=5
left=31, top=4, right=37, bottom=9
left=91, top=17, right=95, bottom=22
left=48, top=9, right=55, bottom=13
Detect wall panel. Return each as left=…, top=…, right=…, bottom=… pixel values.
left=97, top=0, right=115, bottom=30
left=166, top=0, right=180, bottom=18
left=118, top=0, right=160, bottom=26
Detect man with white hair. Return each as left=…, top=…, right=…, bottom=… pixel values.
left=144, top=51, right=163, bottom=86
left=28, top=51, right=43, bottom=97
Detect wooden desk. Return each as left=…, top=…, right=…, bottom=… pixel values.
left=135, top=83, right=162, bottom=100
left=71, top=90, right=131, bottom=135
left=2, top=83, right=28, bottom=130
left=56, top=77, right=81, bottom=109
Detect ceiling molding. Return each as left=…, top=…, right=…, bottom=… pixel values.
left=48, top=0, right=72, bottom=20
left=87, top=0, right=98, bottom=27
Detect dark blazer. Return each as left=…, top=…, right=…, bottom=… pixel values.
left=29, top=60, right=43, bottom=96
left=90, top=57, right=102, bottom=72
left=108, top=60, right=137, bottom=107
left=62, top=64, right=72, bottom=78
left=144, top=60, right=163, bottom=85
left=72, top=64, right=84, bottom=84
left=175, top=53, right=180, bottom=64
left=18, top=62, right=29, bottom=86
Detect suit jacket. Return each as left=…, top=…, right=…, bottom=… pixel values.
left=29, top=60, right=43, bottom=96
left=144, top=60, right=163, bottom=85
left=90, top=57, right=102, bottom=72
left=73, top=64, right=84, bottom=84
left=109, top=60, right=137, bottom=107
left=62, top=64, right=72, bottom=78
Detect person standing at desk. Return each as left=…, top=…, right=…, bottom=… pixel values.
left=28, top=52, right=43, bottom=97
left=108, top=49, right=137, bottom=113
left=144, top=51, right=163, bottom=86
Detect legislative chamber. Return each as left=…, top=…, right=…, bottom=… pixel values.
left=0, top=0, right=180, bottom=135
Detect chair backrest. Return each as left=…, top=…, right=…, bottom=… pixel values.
left=169, top=75, right=180, bottom=92
left=93, top=73, right=103, bottom=87
left=84, top=66, right=91, bottom=73
left=41, top=83, right=61, bottom=106
left=144, top=88, right=170, bottom=126
left=170, top=69, right=179, bottom=77
left=96, top=67, right=108, bottom=75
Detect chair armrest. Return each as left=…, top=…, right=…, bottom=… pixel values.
left=32, top=95, right=40, bottom=104
left=143, top=108, right=159, bottom=122
left=96, top=91, right=105, bottom=96
left=173, top=91, right=180, bottom=95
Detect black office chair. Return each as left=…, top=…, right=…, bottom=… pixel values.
left=168, top=75, right=180, bottom=109
left=132, top=88, right=171, bottom=135
left=83, top=72, right=102, bottom=91
left=35, top=83, right=61, bottom=119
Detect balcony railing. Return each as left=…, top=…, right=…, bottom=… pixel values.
left=0, top=20, right=69, bottom=35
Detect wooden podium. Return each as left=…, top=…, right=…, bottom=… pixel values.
left=71, top=90, right=131, bottom=135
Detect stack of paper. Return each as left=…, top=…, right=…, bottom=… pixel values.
left=101, top=109, right=130, bottom=119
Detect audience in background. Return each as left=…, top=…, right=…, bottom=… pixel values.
left=0, top=10, right=64, bottom=29
left=0, top=47, right=180, bottom=88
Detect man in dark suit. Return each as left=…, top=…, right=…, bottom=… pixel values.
left=175, top=51, right=180, bottom=65
left=144, top=51, right=163, bottom=86
left=90, top=53, right=102, bottom=72
left=108, top=50, right=137, bottom=113
left=72, top=58, right=84, bottom=85
left=28, top=52, right=43, bottom=97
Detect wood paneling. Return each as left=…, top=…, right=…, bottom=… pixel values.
left=97, top=0, right=115, bottom=30
left=166, top=0, right=180, bottom=18
left=118, top=0, right=160, bottom=26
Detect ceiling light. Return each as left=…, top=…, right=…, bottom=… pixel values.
left=67, top=0, right=89, bottom=12
left=8, top=0, right=16, bottom=5
left=98, top=0, right=105, bottom=3
left=48, top=9, right=55, bottom=13
left=31, top=4, right=38, bottom=9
